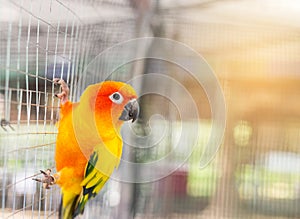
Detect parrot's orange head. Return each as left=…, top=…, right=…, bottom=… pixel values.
left=87, top=81, right=139, bottom=125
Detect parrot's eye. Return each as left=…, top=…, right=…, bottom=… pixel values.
left=109, top=92, right=124, bottom=104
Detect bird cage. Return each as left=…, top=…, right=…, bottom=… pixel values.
left=0, top=0, right=140, bottom=218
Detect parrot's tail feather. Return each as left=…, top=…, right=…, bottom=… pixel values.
left=59, top=193, right=79, bottom=219
left=73, top=194, right=88, bottom=217
left=73, top=184, right=99, bottom=217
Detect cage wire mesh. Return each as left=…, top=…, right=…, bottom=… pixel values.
left=1, top=0, right=300, bottom=219
left=0, top=0, right=138, bottom=218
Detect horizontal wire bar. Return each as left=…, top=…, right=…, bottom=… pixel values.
left=8, top=101, right=61, bottom=109
left=0, top=87, right=47, bottom=93
left=9, top=103, right=53, bottom=109
left=0, top=132, right=58, bottom=136
left=8, top=142, right=56, bottom=153
left=1, top=119, right=59, bottom=125
left=0, top=67, right=57, bottom=84
left=6, top=203, right=33, bottom=218
left=7, top=119, right=58, bottom=123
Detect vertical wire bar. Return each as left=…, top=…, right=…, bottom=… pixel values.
left=69, top=21, right=80, bottom=101
left=80, top=26, right=91, bottom=90
left=76, top=26, right=89, bottom=97
left=44, top=24, right=50, bottom=97
left=33, top=93, right=41, bottom=216
left=76, top=23, right=85, bottom=96
left=16, top=0, right=24, bottom=125
left=5, top=23, right=12, bottom=121
left=44, top=23, right=50, bottom=120
left=12, top=90, right=23, bottom=218
left=1, top=21, right=12, bottom=218
left=72, top=30, right=79, bottom=99
left=75, top=27, right=86, bottom=98
left=46, top=24, right=52, bottom=214
left=16, top=0, right=23, bottom=115
left=44, top=190, right=47, bottom=218
left=53, top=21, right=60, bottom=80
left=38, top=24, right=51, bottom=219
left=7, top=89, right=12, bottom=129
left=66, top=19, right=75, bottom=86
left=1, top=129, right=8, bottom=218
left=25, top=0, right=32, bottom=119
left=30, top=15, right=41, bottom=218
left=23, top=90, right=32, bottom=218
left=61, top=19, right=69, bottom=81
left=5, top=22, right=12, bottom=217
left=50, top=20, right=60, bottom=127
left=50, top=5, right=63, bottom=214
left=48, top=187, right=53, bottom=218
left=36, top=20, right=40, bottom=125
left=82, top=25, right=93, bottom=85
left=23, top=0, right=33, bottom=215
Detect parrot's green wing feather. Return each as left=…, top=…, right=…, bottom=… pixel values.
left=74, top=146, right=118, bottom=217
left=73, top=151, right=106, bottom=217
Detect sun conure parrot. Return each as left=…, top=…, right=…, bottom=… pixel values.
left=46, top=79, right=138, bottom=219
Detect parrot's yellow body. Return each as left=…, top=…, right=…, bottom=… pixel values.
left=53, top=80, right=138, bottom=218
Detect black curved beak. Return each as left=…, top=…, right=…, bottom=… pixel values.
left=119, top=99, right=139, bottom=123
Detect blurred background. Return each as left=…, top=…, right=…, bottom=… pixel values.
left=1, top=0, right=300, bottom=218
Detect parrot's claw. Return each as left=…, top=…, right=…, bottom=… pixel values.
left=54, top=78, right=69, bottom=105
left=32, top=169, right=58, bottom=189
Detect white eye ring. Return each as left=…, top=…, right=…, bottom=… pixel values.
left=109, top=92, right=124, bottom=104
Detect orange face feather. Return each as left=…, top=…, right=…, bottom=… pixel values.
left=93, top=81, right=138, bottom=132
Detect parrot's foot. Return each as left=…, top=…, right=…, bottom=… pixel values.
left=54, top=78, right=69, bottom=105
left=32, top=169, right=59, bottom=189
